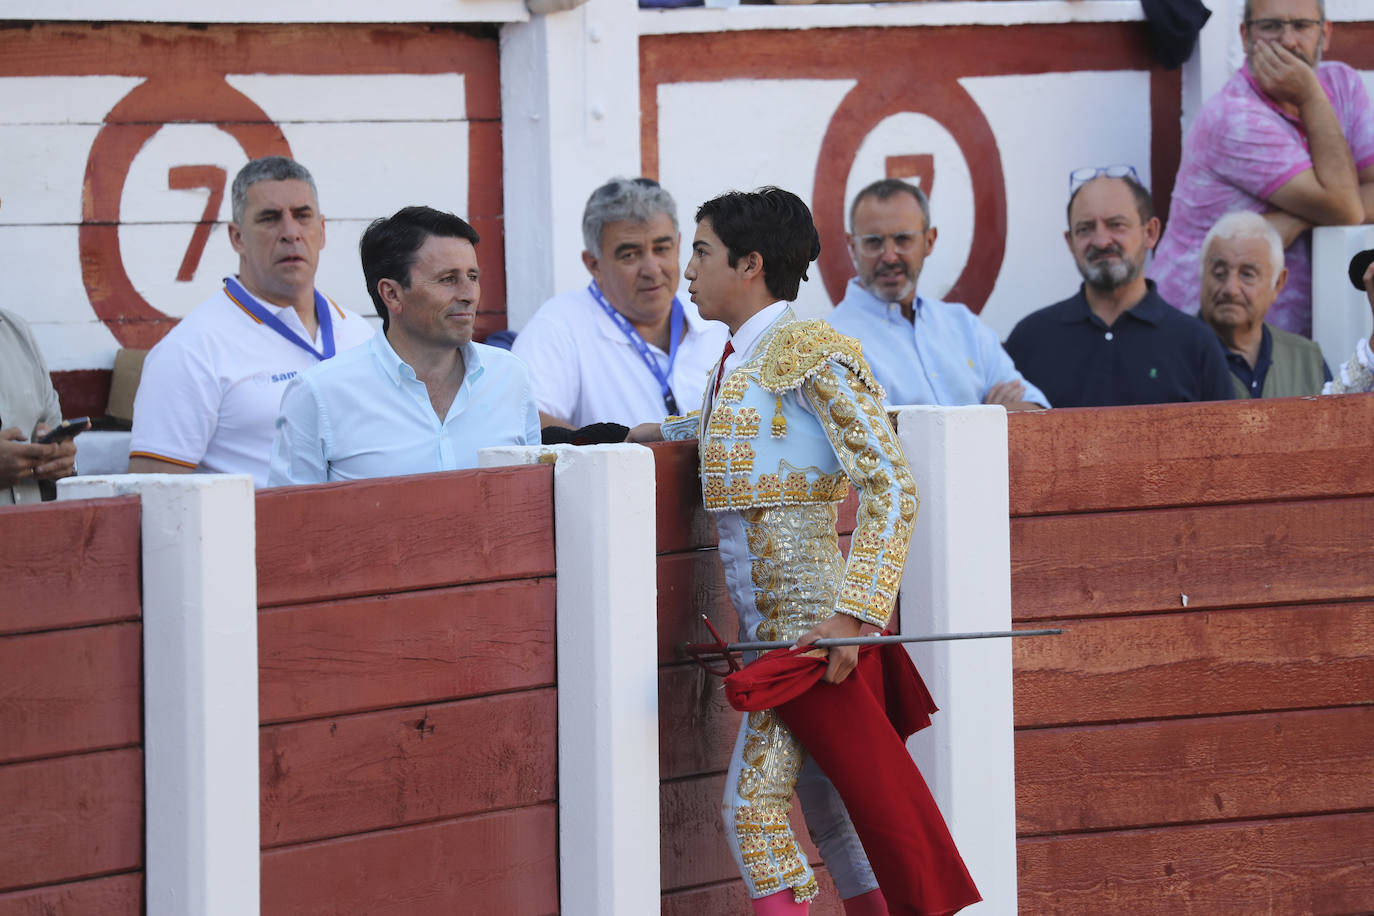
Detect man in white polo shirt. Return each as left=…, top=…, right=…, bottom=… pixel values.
left=512, top=177, right=728, bottom=429
left=268, top=206, right=539, bottom=484
left=128, top=157, right=373, bottom=486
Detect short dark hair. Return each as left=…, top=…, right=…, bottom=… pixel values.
left=1066, top=174, right=1155, bottom=227
left=694, top=187, right=821, bottom=302
left=360, top=206, right=480, bottom=330
left=849, top=178, right=930, bottom=232
left=231, top=157, right=318, bottom=224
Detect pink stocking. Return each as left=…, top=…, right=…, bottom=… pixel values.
left=842, top=888, right=889, bottom=916
left=751, top=889, right=810, bottom=915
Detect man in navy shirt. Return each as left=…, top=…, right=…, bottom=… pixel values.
left=1005, top=170, right=1234, bottom=407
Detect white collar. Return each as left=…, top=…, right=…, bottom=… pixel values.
left=729, top=301, right=789, bottom=361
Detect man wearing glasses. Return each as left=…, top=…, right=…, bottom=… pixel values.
left=1004, top=169, right=1234, bottom=407
left=1149, top=0, right=1374, bottom=338
left=825, top=179, right=1047, bottom=411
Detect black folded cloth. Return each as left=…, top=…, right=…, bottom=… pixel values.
left=540, top=422, right=630, bottom=446
left=1141, top=0, right=1212, bottom=70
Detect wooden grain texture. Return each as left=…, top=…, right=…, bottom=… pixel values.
left=1017, top=811, right=1374, bottom=916
left=659, top=663, right=741, bottom=781
left=259, top=578, right=555, bottom=724
left=261, top=691, right=556, bottom=848
left=1010, top=497, right=1374, bottom=621
left=661, top=773, right=827, bottom=892
left=1016, top=706, right=1374, bottom=836
left=657, top=550, right=732, bottom=665
left=49, top=370, right=111, bottom=424
left=0, top=496, right=140, bottom=637
left=0, top=873, right=142, bottom=916
left=255, top=464, right=554, bottom=607
left=1012, top=603, right=1374, bottom=728
left=661, top=870, right=845, bottom=916
left=0, top=623, right=140, bottom=765
left=260, top=805, right=557, bottom=916
left=1008, top=395, right=1374, bottom=516
left=0, top=749, right=142, bottom=892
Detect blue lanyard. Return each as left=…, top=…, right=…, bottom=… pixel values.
left=224, top=276, right=336, bottom=362
left=587, top=281, right=684, bottom=415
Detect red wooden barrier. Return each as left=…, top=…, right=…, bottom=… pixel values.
left=256, top=466, right=559, bottom=915
left=1008, top=396, right=1374, bottom=915
left=0, top=497, right=144, bottom=913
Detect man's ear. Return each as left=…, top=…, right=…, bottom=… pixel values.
left=377, top=277, right=404, bottom=321
left=1143, top=216, right=1162, bottom=249
left=738, top=250, right=765, bottom=281
left=318, top=214, right=327, bottom=252
left=228, top=222, right=245, bottom=255
left=1273, top=266, right=1289, bottom=297
left=924, top=226, right=939, bottom=255
left=581, top=250, right=599, bottom=277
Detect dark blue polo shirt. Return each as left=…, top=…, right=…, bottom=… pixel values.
left=1004, top=282, right=1235, bottom=408
left=1222, top=324, right=1332, bottom=398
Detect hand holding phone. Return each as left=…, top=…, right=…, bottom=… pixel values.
left=38, top=417, right=91, bottom=444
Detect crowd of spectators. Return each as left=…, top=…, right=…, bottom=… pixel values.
left=3, top=0, right=1372, bottom=500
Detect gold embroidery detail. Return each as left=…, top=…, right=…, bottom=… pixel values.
left=719, top=372, right=749, bottom=402
left=729, top=442, right=756, bottom=474
left=735, top=406, right=762, bottom=439
left=829, top=397, right=857, bottom=429
left=855, top=445, right=882, bottom=476
left=812, top=366, right=838, bottom=401
left=708, top=404, right=734, bottom=438
left=756, top=473, right=782, bottom=503
left=758, top=321, right=885, bottom=400
left=842, top=423, right=868, bottom=453
left=771, top=395, right=787, bottom=438
left=703, top=440, right=728, bottom=474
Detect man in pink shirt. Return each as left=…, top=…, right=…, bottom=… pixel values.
left=1149, top=0, right=1374, bottom=336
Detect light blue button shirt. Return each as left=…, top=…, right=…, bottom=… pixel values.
left=825, top=279, right=1049, bottom=408
left=268, top=329, right=541, bottom=486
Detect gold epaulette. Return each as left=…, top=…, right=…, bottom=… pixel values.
left=757, top=320, right=886, bottom=400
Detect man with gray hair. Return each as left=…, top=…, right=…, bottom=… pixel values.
left=1199, top=210, right=1330, bottom=398
left=129, top=156, right=373, bottom=485
left=511, top=177, right=728, bottom=429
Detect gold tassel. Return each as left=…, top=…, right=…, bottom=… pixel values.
left=771, top=395, right=787, bottom=438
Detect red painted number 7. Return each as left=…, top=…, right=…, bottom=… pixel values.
left=168, top=165, right=228, bottom=283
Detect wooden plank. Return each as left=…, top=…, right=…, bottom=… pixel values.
left=661, top=773, right=828, bottom=893
left=661, top=871, right=845, bottom=916
left=261, top=690, right=556, bottom=848
left=652, top=441, right=717, bottom=554
left=0, top=496, right=140, bottom=637
left=1012, top=603, right=1374, bottom=728
left=255, top=464, right=555, bottom=608
left=1017, top=811, right=1374, bottom=915
left=0, top=873, right=141, bottom=916
left=259, top=578, right=555, bottom=723
left=657, top=550, right=731, bottom=665
left=659, top=663, right=741, bottom=781
left=0, top=749, right=142, bottom=892
left=1015, top=706, right=1374, bottom=836
left=1008, top=395, right=1374, bottom=516
left=260, top=805, right=558, bottom=916
left=0, top=623, right=141, bottom=765
left=1010, top=497, right=1374, bottom=620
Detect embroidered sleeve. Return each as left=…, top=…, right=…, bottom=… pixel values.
left=804, top=359, right=919, bottom=628
left=661, top=411, right=702, bottom=442
left=1324, top=337, right=1374, bottom=394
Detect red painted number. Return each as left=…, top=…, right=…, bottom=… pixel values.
left=167, top=165, right=228, bottom=282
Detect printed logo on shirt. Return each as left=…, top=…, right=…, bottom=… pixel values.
left=1149, top=367, right=1158, bottom=379
left=253, top=369, right=300, bottom=387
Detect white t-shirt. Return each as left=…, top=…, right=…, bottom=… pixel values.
left=130, top=286, right=375, bottom=487
left=511, top=285, right=729, bottom=427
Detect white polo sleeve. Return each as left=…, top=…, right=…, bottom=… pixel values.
left=129, top=333, right=222, bottom=468
left=511, top=303, right=581, bottom=425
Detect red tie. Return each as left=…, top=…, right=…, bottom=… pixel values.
left=712, top=340, right=735, bottom=399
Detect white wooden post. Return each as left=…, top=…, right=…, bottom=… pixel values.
left=479, top=444, right=661, bottom=916
left=1312, top=224, right=1374, bottom=374
left=59, top=474, right=259, bottom=916
left=892, top=405, right=1016, bottom=914
left=499, top=0, right=643, bottom=330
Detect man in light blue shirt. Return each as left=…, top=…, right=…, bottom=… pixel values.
left=268, top=206, right=540, bottom=485
left=825, top=179, right=1047, bottom=410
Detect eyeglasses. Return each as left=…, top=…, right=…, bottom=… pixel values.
left=1245, top=17, right=1322, bottom=38
left=855, top=232, right=923, bottom=256
left=1069, top=164, right=1140, bottom=192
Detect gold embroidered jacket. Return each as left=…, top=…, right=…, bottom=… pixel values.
left=663, top=310, right=918, bottom=628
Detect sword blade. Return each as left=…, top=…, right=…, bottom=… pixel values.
left=684, top=628, right=1062, bottom=656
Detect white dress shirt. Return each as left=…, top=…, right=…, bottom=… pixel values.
left=268, top=329, right=540, bottom=486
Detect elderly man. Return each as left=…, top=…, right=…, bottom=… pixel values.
left=1199, top=211, right=1330, bottom=398
left=129, top=156, right=373, bottom=486
left=511, top=177, right=727, bottom=428
left=268, top=207, right=538, bottom=484
left=1005, top=170, right=1234, bottom=407
left=825, top=179, right=1046, bottom=410
left=1326, top=247, right=1374, bottom=393
left=1149, top=0, right=1374, bottom=337
left=1, top=309, right=78, bottom=503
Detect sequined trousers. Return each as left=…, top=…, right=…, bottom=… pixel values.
left=717, top=502, right=879, bottom=903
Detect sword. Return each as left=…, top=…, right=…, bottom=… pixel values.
left=679, top=614, right=1062, bottom=675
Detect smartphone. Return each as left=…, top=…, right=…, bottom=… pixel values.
left=38, top=417, right=91, bottom=444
